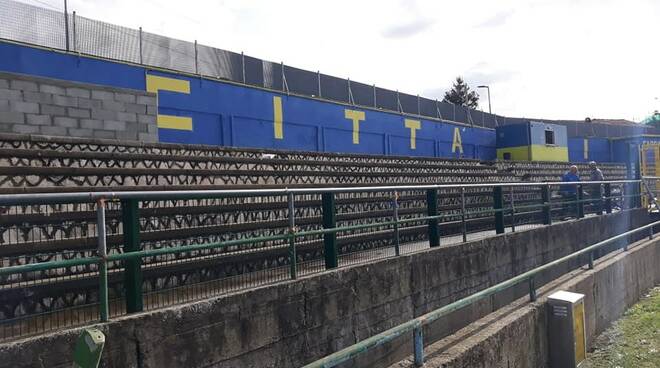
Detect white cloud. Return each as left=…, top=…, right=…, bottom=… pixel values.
left=41, top=0, right=660, bottom=121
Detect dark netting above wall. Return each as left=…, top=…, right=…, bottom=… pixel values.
left=284, top=65, right=318, bottom=96
left=375, top=87, right=397, bottom=111
left=262, top=61, right=283, bottom=91
left=197, top=45, right=242, bottom=81
left=419, top=97, right=439, bottom=119
left=398, top=93, right=418, bottom=115
left=0, top=0, right=652, bottom=138
left=243, top=55, right=264, bottom=87
left=349, top=81, right=374, bottom=107
left=319, top=74, right=349, bottom=103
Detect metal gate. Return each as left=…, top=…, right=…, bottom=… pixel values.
left=639, top=143, right=660, bottom=207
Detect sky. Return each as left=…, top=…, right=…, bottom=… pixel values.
left=22, top=0, right=660, bottom=122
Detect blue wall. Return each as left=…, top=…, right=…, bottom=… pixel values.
left=0, top=41, right=495, bottom=160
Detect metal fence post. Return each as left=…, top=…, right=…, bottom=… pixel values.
left=139, top=27, right=143, bottom=65
left=64, top=0, right=70, bottom=52
left=72, top=11, right=77, bottom=52
left=604, top=183, right=612, bottom=213
left=194, top=40, right=199, bottom=75
left=97, top=199, right=109, bottom=322
left=413, top=326, right=424, bottom=366
left=541, top=184, right=552, bottom=225
left=528, top=277, right=537, bottom=302
left=322, top=192, right=338, bottom=269
left=121, top=199, right=143, bottom=313
left=493, top=186, right=505, bottom=234
left=241, top=51, right=246, bottom=83
left=317, top=71, right=322, bottom=98
left=577, top=184, right=585, bottom=218
left=588, top=251, right=594, bottom=270
left=460, top=187, right=467, bottom=242
left=393, top=191, right=400, bottom=256
left=287, top=192, right=297, bottom=279
left=426, top=189, right=440, bottom=247
left=509, top=186, right=516, bottom=232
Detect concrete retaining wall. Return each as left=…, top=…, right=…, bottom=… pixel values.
left=0, top=72, right=157, bottom=142
left=0, top=209, right=649, bottom=368
left=406, top=232, right=660, bottom=368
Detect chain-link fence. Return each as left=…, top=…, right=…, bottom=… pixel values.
left=0, top=0, right=656, bottom=136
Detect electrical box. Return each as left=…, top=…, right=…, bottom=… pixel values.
left=547, top=291, right=586, bottom=368
left=72, top=328, right=105, bottom=368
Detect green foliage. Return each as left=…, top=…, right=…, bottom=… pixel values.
left=582, top=286, right=660, bottom=368
left=443, top=77, right=480, bottom=109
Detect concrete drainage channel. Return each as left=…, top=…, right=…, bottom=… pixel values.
left=390, top=235, right=660, bottom=368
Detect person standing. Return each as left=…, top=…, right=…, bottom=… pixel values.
left=560, top=165, right=580, bottom=218
left=589, top=161, right=604, bottom=213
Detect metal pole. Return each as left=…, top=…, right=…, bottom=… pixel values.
left=287, top=192, right=297, bottom=279
left=393, top=191, right=400, bottom=256
left=528, top=277, right=536, bottom=302
left=487, top=87, right=492, bottom=114
left=541, top=184, right=552, bottom=225
left=417, top=95, right=420, bottom=115
left=139, top=27, right=143, bottom=65
left=427, top=189, right=440, bottom=248
left=194, top=40, right=199, bottom=75
left=493, top=186, right=505, bottom=234
left=347, top=78, right=353, bottom=105
left=322, top=192, right=338, bottom=269
left=97, top=199, right=109, bottom=322
left=373, top=84, right=376, bottom=108
left=64, top=0, right=70, bottom=52
left=460, top=187, right=467, bottom=242
left=317, top=71, right=321, bottom=98
left=241, top=51, right=246, bottom=83
left=650, top=226, right=654, bottom=240
left=509, top=186, right=516, bottom=232
left=413, top=326, right=424, bottom=367
left=72, top=11, right=76, bottom=52
left=121, top=199, right=143, bottom=313
left=588, top=251, right=594, bottom=269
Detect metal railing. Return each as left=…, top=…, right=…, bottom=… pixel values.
left=0, top=179, right=644, bottom=341
left=303, top=218, right=659, bottom=368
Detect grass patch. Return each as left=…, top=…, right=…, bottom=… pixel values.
left=581, top=286, right=660, bottom=368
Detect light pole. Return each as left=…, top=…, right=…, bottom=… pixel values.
left=477, top=85, right=491, bottom=114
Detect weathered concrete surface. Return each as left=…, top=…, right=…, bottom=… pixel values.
left=0, top=209, right=649, bottom=368
left=392, top=233, right=660, bottom=368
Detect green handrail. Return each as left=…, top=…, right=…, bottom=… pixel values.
left=302, top=219, right=660, bottom=368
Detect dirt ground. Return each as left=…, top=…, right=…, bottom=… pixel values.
left=581, top=286, right=660, bottom=368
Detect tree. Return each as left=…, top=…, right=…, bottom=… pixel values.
left=443, top=77, right=479, bottom=109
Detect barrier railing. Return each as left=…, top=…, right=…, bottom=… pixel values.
left=303, top=218, right=659, bottom=368
left=0, top=180, right=644, bottom=341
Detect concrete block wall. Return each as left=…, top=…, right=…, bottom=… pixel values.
left=0, top=72, right=157, bottom=142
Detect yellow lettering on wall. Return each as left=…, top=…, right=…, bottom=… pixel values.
left=344, top=109, right=365, bottom=144
left=273, top=96, right=283, bottom=139
left=145, top=74, right=192, bottom=131
left=583, top=138, right=588, bottom=160
left=452, top=127, right=463, bottom=154
left=404, top=119, right=421, bottom=149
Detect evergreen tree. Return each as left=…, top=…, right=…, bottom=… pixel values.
left=443, top=77, right=480, bottom=109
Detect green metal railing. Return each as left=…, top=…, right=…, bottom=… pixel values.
left=0, top=179, right=643, bottom=338
left=303, top=219, right=659, bottom=368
